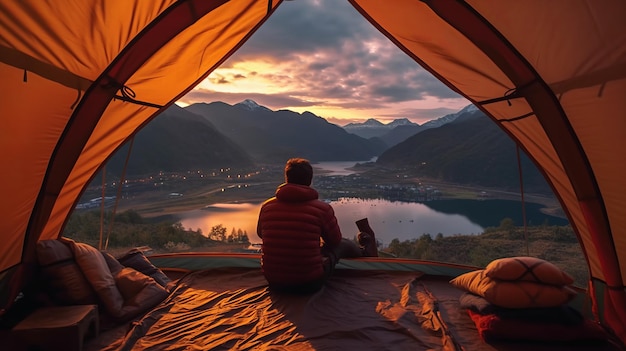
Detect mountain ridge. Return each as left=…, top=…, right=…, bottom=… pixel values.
left=343, top=105, right=476, bottom=147
left=185, top=101, right=385, bottom=162
left=105, top=104, right=254, bottom=176
left=375, top=107, right=551, bottom=193
left=103, top=100, right=550, bottom=195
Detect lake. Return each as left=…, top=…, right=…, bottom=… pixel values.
left=178, top=160, right=568, bottom=246
left=311, top=159, right=374, bottom=175
left=178, top=197, right=567, bottom=246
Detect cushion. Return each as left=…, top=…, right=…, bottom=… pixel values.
left=70, top=241, right=125, bottom=317
left=484, top=257, right=574, bottom=286
left=101, top=251, right=125, bottom=276
left=118, top=249, right=172, bottom=288
left=36, top=240, right=169, bottom=323
left=115, top=267, right=158, bottom=301
left=114, top=267, right=170, bottom=321
left=450, top=270, right=576, bottom=308
left=35, top=239, right=98, bottom=305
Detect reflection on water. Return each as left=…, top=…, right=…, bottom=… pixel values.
left=331, top=198, right=483, bottom=244
left=178, top=198, right=484, bottom=246
left=179, top=202, right=261, bottom=241
left=178, top=160, right=567, bottom=247
left=312, top=159, right=375, bottom=176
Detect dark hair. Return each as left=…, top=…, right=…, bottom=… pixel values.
left=284, top=158, right=313, bottom=185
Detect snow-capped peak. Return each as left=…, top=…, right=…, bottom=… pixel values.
left=421, top=104, right=479, bottom=128
left=344, top=118, right=417, bottom=130
left=387, top=118, right=415, bottom=127
left=343, top=118, right=384, bottom=128
left=235, top=99, right=271, bottom=112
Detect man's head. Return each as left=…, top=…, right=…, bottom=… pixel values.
left=284, top=158, right=313, bottom=186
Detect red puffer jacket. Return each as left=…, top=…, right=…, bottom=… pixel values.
left=257, top=183, right=342, bottom=286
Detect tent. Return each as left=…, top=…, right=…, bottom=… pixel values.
left=1, top=0, right=624, bottom=345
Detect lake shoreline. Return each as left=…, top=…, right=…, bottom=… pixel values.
left=112, top=163, right=565, bottom=223
left=135, top=182, right=566, bottom=229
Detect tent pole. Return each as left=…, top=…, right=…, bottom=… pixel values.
left=99, top=166, right=106, bottom=250
left=516, top=145, right=529, bottom=256
left=105, top=137, right=135, bottom=251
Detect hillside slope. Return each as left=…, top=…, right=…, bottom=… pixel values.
left=376, top=110, right=551, bottom=193
left=105, top=105, right=254, bottom=176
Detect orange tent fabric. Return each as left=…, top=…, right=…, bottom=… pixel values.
left=1, top=0, right=625, bottom=344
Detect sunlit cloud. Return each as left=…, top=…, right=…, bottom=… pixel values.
left=178, top=0, right=469, bottom=125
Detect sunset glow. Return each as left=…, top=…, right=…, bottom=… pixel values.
left=178, top=0, right=469, bottom=126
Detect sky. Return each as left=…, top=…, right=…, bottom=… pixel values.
left=177, top=0, right=470, bottom=126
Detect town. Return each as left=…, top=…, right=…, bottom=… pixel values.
left=75, top=164, right=452, bottom=214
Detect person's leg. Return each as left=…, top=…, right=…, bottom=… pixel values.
left=321, top=244, right=339, bottom=280
left=320, top=238, right=361, bottom=280
left=320, top=232, right=378, bottom=281
left=336, top=238, right=363, bottom=258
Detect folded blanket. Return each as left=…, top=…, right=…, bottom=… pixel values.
left=467, top=309, right=607, bottom=342
left=459, top=292, right=583, bottom=325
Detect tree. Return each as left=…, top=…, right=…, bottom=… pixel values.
left=414, top=234, right=433, bottom=257
left=388, top=238, right=410, bottom=257
left=209, top=224, right=227, bottom=241
left=499, top=217, right=515, bottom=231
left=240, top=231, right=250, bottom=244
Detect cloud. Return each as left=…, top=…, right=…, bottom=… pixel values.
left=235, top=1, right=371, bottom=58
left=181, top=0, right=468, bottom=124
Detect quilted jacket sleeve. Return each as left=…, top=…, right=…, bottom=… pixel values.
left=320, top=205, right=342, bottom=247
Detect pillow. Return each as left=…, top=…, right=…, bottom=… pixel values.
left=35, top=239, right=98, bottom=305
left=101, top=251, right=125, bottom=276
left=450, top=270, right=576, bottom=308
left=485, top=257, right=574, bottom=286
left=70, top=241, right=125, bottom=317
left=117, top=278, right=170, bottom=321
left=118, top=250, right=172, bottom=288
left=115, top=267, right=158, bottom=301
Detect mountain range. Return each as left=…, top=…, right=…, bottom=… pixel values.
left=104, top=100, right=550, bottom=193
left=343, top=118, right=417, bottom=139
left=343, top=104, right=478, bottom=147
left=185, top=100, right=385, bottom=162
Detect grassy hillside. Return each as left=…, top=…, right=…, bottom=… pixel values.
left=381, top=221, right=588, bottom=287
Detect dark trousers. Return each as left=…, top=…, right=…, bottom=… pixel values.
left=270, top=238, right=363, bottom=295
left=321, top=237, right=364, bottom=277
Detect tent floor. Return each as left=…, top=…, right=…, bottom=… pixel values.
left=74, top=267, right=621, bottom=351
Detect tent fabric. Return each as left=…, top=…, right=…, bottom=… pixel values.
left=1, top=0, right=625, bottom=345
left=349, top=0, right=626, bottom=341
left=82, top=267, right=617, bottom=351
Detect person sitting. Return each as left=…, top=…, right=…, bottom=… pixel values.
left=256, top=158, right=377, bottom=294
